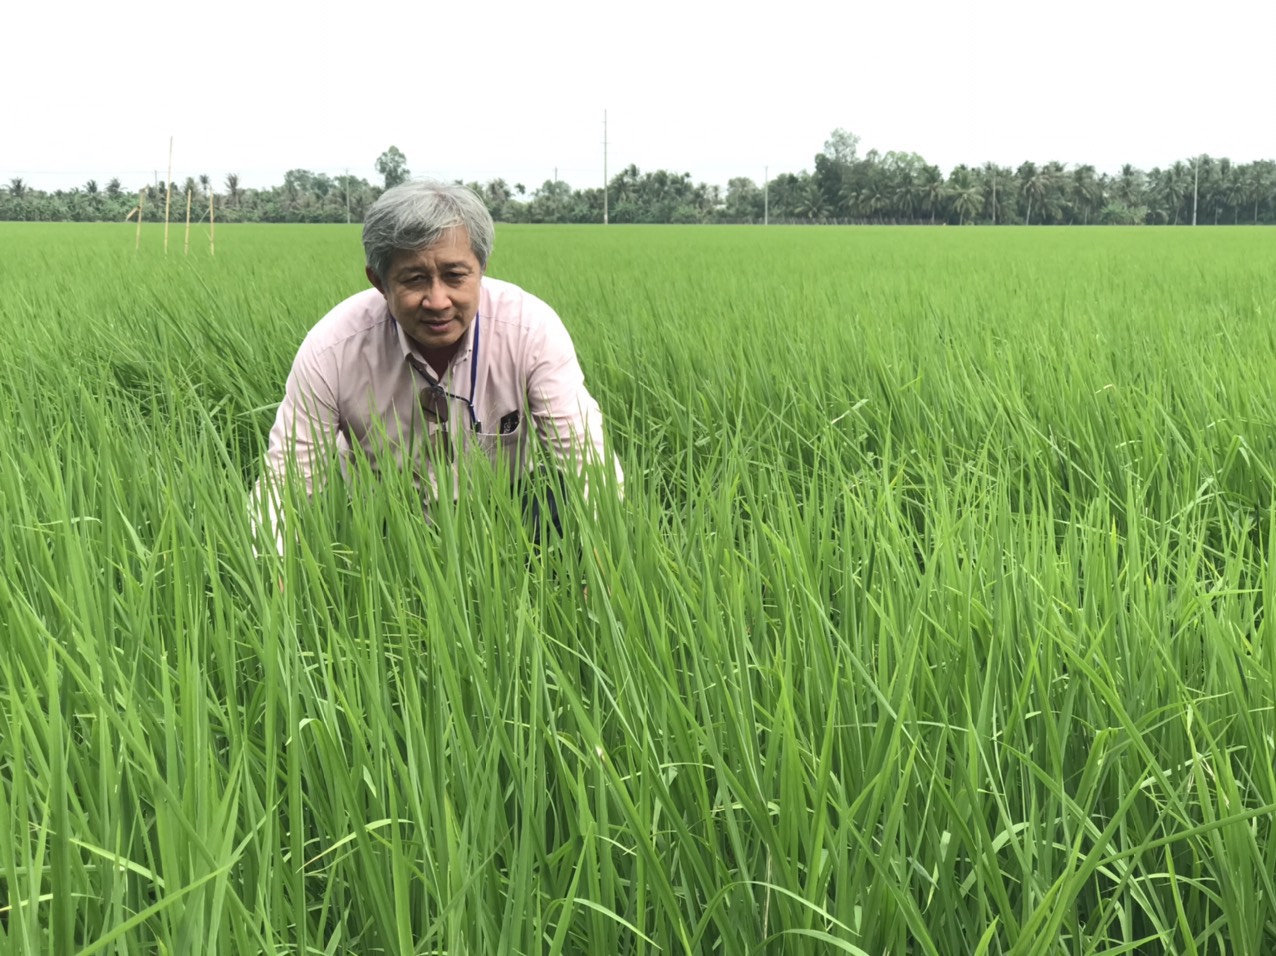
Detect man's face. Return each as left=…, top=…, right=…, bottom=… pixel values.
left=367, top=228, right=483, bottom=356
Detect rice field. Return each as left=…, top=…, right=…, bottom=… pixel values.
left=2, top=222, right=1275, bottom=954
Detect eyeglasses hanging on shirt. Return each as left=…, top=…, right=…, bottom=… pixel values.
left=405, top=315, right=482, bottom=451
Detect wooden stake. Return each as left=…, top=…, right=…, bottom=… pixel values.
left=163, top=136, right=173, bottom=253
left=209, top=190, right=215, bottom=257
left=184, top=189, right=192, bottom=255
left=135, top=188, right=145, bottom=251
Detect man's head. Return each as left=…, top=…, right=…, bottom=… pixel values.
left=362, top=180, right=495, bottom=359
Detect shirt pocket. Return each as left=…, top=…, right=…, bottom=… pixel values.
left=467, top=415, right=528, bottom=479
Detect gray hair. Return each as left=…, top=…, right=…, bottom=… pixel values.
left=362, top=179, right=495, bottom=280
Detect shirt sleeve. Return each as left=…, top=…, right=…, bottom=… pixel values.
left=249, top=337, right=342, bottom=555
left=525, top=310, right=624, bottom=494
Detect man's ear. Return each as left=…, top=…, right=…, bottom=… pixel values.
left=366, top=265, right=386, bottom=294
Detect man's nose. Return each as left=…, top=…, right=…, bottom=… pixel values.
left=422, top=278, right=451, bottom=310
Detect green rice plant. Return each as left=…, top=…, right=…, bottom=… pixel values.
left=1, top=223, right=1274, bottom=954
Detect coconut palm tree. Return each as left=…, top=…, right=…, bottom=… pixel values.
left=1160, top=162, right=1188, bottom=225
left=850, top=181, right=887, bottom=222
left=1244, top=161, right=1275, bottom=223
left=795, top=180, right=827, bottom=221
left=979, top=163, right=1011, bottom=224
left=1115, top=164, right=1143, bottom=209
left=948, top=168, right=984, bottom=225
left=1204, top=156, right=1224, bottom=223
left=1069, top=166, right=1102, bottom=224
left=920, top=165, right=947, bottom=224
left=1221, top=159, right=1247, bottom=223
left=890, top=168, right=920, bottom=222
left=1018, top=162, right=1046, bottom=225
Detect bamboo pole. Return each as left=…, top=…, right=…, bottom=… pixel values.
left=184, top=189, right=192, bottom=255
left=135, top=189, right=145, bottom=251
left=163, top=136, right=173, bottom=253
left=209, top=190, right=215, bottom=257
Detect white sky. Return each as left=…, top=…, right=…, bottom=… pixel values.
left=5, top=0, right=1274, bottom=194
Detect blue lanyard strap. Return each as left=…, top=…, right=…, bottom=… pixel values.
left=469, top=313, right=480, bottom=411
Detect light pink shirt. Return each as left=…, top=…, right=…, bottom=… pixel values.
left=253, top=277, right=619, bottom=549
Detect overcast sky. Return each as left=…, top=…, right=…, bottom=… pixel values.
left=6, top=0, right=1273, bottom=193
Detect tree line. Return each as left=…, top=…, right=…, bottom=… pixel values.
left=4, top=133, right=1276, bottom=225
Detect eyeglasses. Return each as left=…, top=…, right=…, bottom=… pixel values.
left=405, top=315, right=482, bottom=445
left=417, top=377, right=478, bottom=431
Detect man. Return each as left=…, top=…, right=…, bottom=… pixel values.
left=252, top=179, right=620, bottom=554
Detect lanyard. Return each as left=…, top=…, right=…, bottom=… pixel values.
left=469, top=313, right=480, bottom=410
left=405, top=313, right=481, bottom=431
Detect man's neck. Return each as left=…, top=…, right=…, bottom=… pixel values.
left=418, top=343, right=460, bottom=378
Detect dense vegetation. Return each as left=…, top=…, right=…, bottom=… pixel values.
left=2, top=223, right=1275, bottom=954
left=5, top=130, right=1276, bottom=225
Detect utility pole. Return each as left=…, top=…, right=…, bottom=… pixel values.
left=603, top=109, right=609, bottom=225
left=554, top=166, right=558, bottom=221
left=991, top=170, right=997, bottom=225
left=345, top=167, right=350, bottom=224
left=764, top=165, right=768, bottom=225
